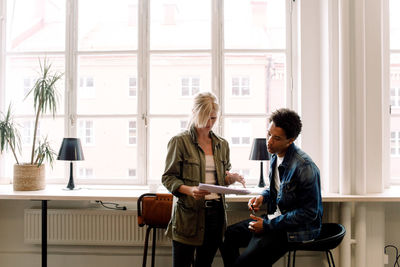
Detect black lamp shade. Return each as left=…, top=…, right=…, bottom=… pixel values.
left=57, top=138, right=84, bottom=161
left=249, top=138, right=270, bottom=161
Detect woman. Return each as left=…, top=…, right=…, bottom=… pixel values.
left=162, top=92, right=246, bottom=267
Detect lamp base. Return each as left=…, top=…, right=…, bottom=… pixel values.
left=258, top=161, right=266, bottom=188
left=62, top=187, right=81, bottom=191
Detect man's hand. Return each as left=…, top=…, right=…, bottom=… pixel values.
left=248, top=195, right=264, bottom=212
left=248, top=214, right=264, bottom=234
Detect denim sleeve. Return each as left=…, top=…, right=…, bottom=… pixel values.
left=261, top=188, right=271, bottom=204
left=264, top=163, right=321, bottom=231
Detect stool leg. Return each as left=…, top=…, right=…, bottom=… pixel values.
left=327, top=250, right=336, bottom=267
left=292, top=251, right=296, bottom=267
left=143, top=227, right=151, bottom=267
left=151, top=228, right=157, bottom=267
left=287, top=251, right=291, bottom=267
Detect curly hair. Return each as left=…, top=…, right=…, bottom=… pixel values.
left=269, top=108, right=302, bottom=139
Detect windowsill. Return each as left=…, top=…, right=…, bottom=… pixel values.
left=1, top=184, right=400, bottom=203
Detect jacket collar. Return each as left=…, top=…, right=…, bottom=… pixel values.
left=271, top=143, right=297, bottom=168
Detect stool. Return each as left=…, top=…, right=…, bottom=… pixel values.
left=137, top=193, right=173, bottom=267
left=287, top=223, right=346, bottom=267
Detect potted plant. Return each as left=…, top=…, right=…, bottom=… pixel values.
left=0, top=58, right=63, bottom=190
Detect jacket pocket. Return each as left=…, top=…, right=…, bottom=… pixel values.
left=181, top=157, right=201, bottom=185
left=278, top=180, right=297, bottom=210
left=173, top=202, right=199, bottom=237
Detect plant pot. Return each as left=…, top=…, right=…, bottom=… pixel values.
left=13, top=164, right=46, bottom=191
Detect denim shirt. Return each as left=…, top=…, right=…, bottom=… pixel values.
left=260, top=143, right=323, bottom=242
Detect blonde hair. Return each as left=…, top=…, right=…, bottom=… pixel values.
left=189, top=92, right=219, bottom=128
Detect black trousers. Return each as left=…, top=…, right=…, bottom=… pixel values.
left=172, top=201, right=224, bottom=267
left=220, top=219, right=289, bottom=267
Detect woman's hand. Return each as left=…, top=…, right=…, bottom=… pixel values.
left=225, top=171, right=246, bottom=187
left=178, top=185, right=210, bottom=200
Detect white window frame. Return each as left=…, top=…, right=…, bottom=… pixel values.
left=0, top=0, right=293, bottom=185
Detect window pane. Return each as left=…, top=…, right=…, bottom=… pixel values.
left=75, top=117, right=138, bottom=180
left=224, top=118, right=268, bottom=185
left=0, top=117, right=65, bottom=179
left=5, top=56, right=65, bottom=116
left=78, top=0, right=138, bottom=51
left=6, top=0, right=65, bottom=52
left=150, top=0, right=211, bottom=50
left=149, top=54, right=211, bottom=114
left=391, top=55, right=400, bottom=177
left=390, top=0, right=400, bottom=50
left=224, top=0, right=285, bottom=49
left=77, top=55, right=137, bottom=115
left=148, top=118, right=187, bottom=184
left=224, top=53, right=286, bottom=114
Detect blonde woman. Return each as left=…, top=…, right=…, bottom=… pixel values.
left=162, top=92, right=245, bottom=267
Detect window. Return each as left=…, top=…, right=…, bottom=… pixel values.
left=21, top=121, right=35, bottom=146
left=231, top=168, right=250, bottom=177
left=391, top=131, right=400, bottom=156
left=231, top=76, right=250, bottom=96
left=391, top=88, right=400, bottom=108
left=180, top=120, right=188, bottom=132
left=128, top=120, right=137, bottom=145
left=129, top=77, right=137, bottom=97
left=23, top=77, right=35, bottom=96
left=230, top=120, right=251, bottom=145
left=78, top=120, right=94, bottom=146
left=79, top=168, right=94, bottom=178
left=79, top=76, right=95, bottom=99
left=128, top=168, right=136, bottom=177
left=390, top=0, right=400, bottom=179
left=1, top=0, right=290, bottom=185
left=181, top=77, right=200, bottom=97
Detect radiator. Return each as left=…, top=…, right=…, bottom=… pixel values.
left=24, top=209, right=249, bottom=246
left=24, top=209, right=170, bottom=246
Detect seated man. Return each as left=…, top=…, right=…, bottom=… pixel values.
left=220, top=108, right=323, bottom=267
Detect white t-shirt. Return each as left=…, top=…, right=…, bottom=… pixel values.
left=205, top=155, right=220, bottom=200
left=268, top=156, right=284, bottom=220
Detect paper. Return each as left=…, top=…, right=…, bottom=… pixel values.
left=198, top=183, right=250, bottom=195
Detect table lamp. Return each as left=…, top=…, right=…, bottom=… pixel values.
left=57, top=138, right=84, bottom=190
left=249, top=138, right=270, bottom=187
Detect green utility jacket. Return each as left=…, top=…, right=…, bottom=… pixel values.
left=162, top=126, right=232, bottom=246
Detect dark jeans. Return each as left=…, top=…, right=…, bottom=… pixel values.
left=220, top=219, right=289, bottom=267
left=172, top=201, right=224, bottom=267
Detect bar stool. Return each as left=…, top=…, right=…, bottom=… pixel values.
left=287, top=223, right=346, bottom=267
left=137, top=193, right=173, bottom=267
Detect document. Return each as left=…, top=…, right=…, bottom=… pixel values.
left=198, top=183, right=251, bottom=195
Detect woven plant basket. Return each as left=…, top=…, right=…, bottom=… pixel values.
left=13, top=164, right=46, bottom=191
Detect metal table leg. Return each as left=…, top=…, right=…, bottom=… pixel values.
left=42, top=200, right=47, bottom=267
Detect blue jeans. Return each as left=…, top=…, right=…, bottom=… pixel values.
left=220, top=219, right=289, bottom=267
left=172, top=201, right=224, bottom=267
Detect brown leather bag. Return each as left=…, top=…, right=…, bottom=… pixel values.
left=137, top=193, right=173, bottom=228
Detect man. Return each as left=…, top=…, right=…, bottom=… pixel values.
left=220, top=108, right=323, bottom=267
